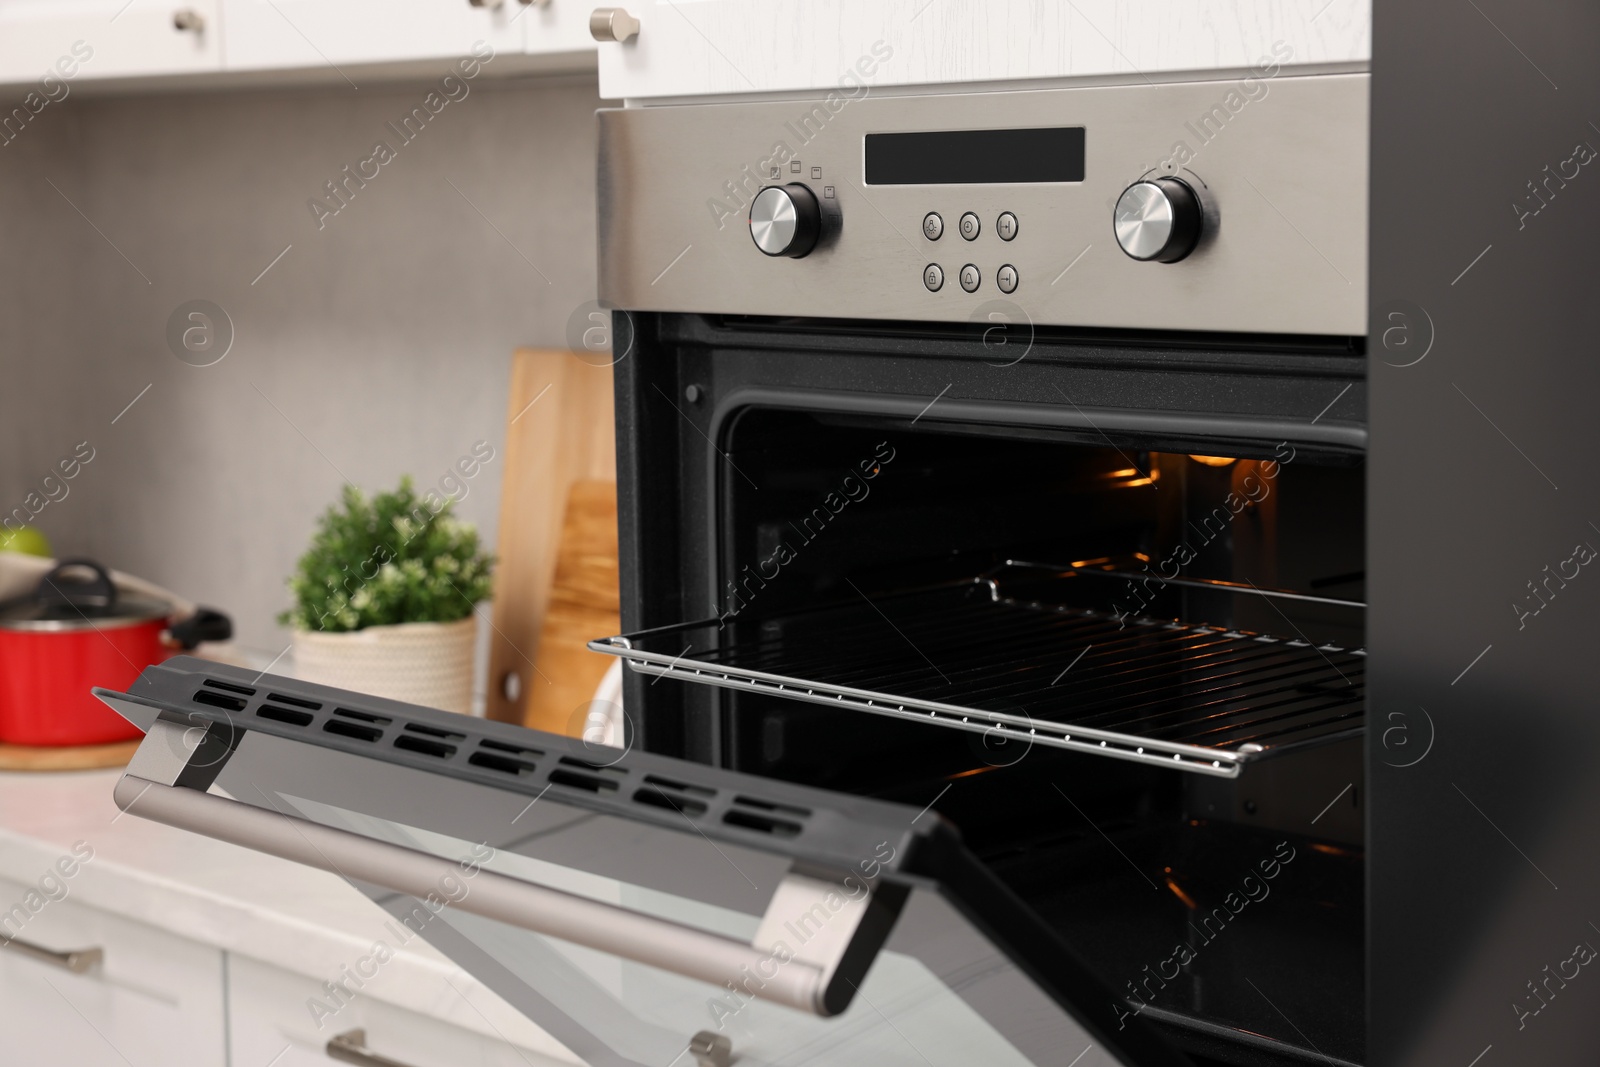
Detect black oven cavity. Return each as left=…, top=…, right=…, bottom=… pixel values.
left=607, top=311, right=1368, bottom=1066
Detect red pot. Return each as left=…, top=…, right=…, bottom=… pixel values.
left=0, top=559, right=231, bottom=746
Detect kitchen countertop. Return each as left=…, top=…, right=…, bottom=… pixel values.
left=0, top=767, right=579, bottom=1063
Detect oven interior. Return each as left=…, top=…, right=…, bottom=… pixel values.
left=684, top=410, right=1368, bottom=1066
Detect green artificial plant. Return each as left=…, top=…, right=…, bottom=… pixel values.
left=280, top=477, right=495, bottom=633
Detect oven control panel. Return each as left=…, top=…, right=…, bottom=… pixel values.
left=918, top=207, right=1021, bottom=294
left=598, top=74, right=1367, bottom=336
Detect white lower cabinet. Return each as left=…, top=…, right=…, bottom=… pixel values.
left=0, top=876, right=227, bottom=1067
left=227, top=953, right=574, bottom=1067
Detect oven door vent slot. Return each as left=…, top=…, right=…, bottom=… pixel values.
left=590, top=562, right=1365, bottom=780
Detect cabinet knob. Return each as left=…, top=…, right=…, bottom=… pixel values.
left=590, top=7, right=640, bottom=42
left=171, top=8, right=205, bottom=32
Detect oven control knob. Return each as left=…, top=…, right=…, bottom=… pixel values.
left=749, top=184, right=822, bottom=258
left=1113, top=177, right=1203, bottom=263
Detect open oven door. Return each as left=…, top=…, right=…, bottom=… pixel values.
left=96, top=657, right=1190, bottom=1067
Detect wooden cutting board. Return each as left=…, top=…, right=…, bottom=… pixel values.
left=485, top=349, right=616, bottom=725
left=523, top=480, right=620, bottom=735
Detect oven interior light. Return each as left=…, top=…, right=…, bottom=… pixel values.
left=1187, top=454, right=1238, bottom=467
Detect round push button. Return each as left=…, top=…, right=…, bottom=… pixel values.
left=959, top=264, right=981, bottom=292
left=997, top=264, right=1018, bottom=293
left=923, top=213, right=943, bottom=240
left=997, top=212, right=1018, bottom=241
left=959, top=212, right=981, bottom=240
left=924, top=264, right=945, bottom=292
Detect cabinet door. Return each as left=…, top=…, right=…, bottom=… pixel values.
left=221, top=0, right=522, bottom=73
left=592, top=0, right=1370, bottom=100
left=227, top=953, right=576, bottom=1067
left=520, top=0, right=598, bottom=59
left=0, top=876, right=227, bottom=1067
left=0, top=0, right=221, bottom=85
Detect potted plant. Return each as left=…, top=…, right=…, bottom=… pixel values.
left=280, top=478, right=494, bottom=714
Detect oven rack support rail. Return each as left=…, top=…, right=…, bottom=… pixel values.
left=589, top=565, right=1366, bottom=780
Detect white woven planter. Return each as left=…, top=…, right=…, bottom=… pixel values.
left=292, top=617, right=477, bottom=714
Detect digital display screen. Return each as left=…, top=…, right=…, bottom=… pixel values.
left=864, top=127, right=1086, bottom=185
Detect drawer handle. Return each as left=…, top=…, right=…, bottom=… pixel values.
left=326, top=1029, right=417, bottom=1067
left=589, top=7, right=639, bottom=42
left=1, top=938, right=104, bottom=974
left=113, top=774, right=890, bottom=1016
left=172, top=8, right=205, bottom=32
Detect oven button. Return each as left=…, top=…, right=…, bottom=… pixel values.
left=749, top=183, right=822, bottom=258
left=923, top=264, right=945, bottom=292
left=922, top=212, right=943, bottom=240
left=959, top=264, right=980, bottom=292
left=996, top=264, right=1018, bottom=293
left=1113, top=177, right=1203, bottom=263
left=959, top=212, right=981, bottom=240
left=997, top=212, right=1018, bottom=241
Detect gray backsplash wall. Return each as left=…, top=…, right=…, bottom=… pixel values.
left=0, top=73, right=603, bottom=654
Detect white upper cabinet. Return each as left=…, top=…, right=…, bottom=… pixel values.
left=0, top=0, right=222, bottom=84
left=592, top=0, right=1372, bottom=100
left=220, top=0, right=524, bottom=72
left=518, top=0, right=604, bottom=59
left=0, top=2, right=1371, bottom=111
left=0, top=0, right=595, bottom=90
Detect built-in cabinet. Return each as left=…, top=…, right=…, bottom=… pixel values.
left=221, top=0, right=596, bottom=74
left=0, top=0, right=595, bottom=89
left=589, top=0, right=1373, bottom=99
left=0, top=875, right=569, bottom=1067
left=0, top=0, right=1373, bottom=97
left=0, top=0, right=222, bottom=84
left=220, top=0, right=522, bottom=73
left=0, top=875, right=228, bottom=1066
left=228, top=955, right=569, bottom=1067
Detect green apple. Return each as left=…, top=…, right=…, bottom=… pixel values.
left=0, top=526, right=53, bottom=558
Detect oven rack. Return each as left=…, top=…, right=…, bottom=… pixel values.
left=590, top=564, right=1365, bottom=779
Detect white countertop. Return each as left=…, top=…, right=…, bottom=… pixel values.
left=0, top=767, right=579, bottom=1063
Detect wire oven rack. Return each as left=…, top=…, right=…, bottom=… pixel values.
left=589, top=563, right=1365, bottom=779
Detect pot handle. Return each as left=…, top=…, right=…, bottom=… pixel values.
left=36, top=558, right=117, bottom=611
left=166, top=607, right=233, bottom=650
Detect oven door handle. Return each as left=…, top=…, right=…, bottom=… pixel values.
left=113, top=774, right=862, bottom=1016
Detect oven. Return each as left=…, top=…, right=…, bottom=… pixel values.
left=593, top=74, right=1369, bottom=1065
left=102, top=74, right=1377, bottom=1067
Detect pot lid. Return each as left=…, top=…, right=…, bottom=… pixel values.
left=0, top=558, right=170, bottom=630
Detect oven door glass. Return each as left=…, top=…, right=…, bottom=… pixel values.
left=98, top=663, right=1184, bottom=1067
